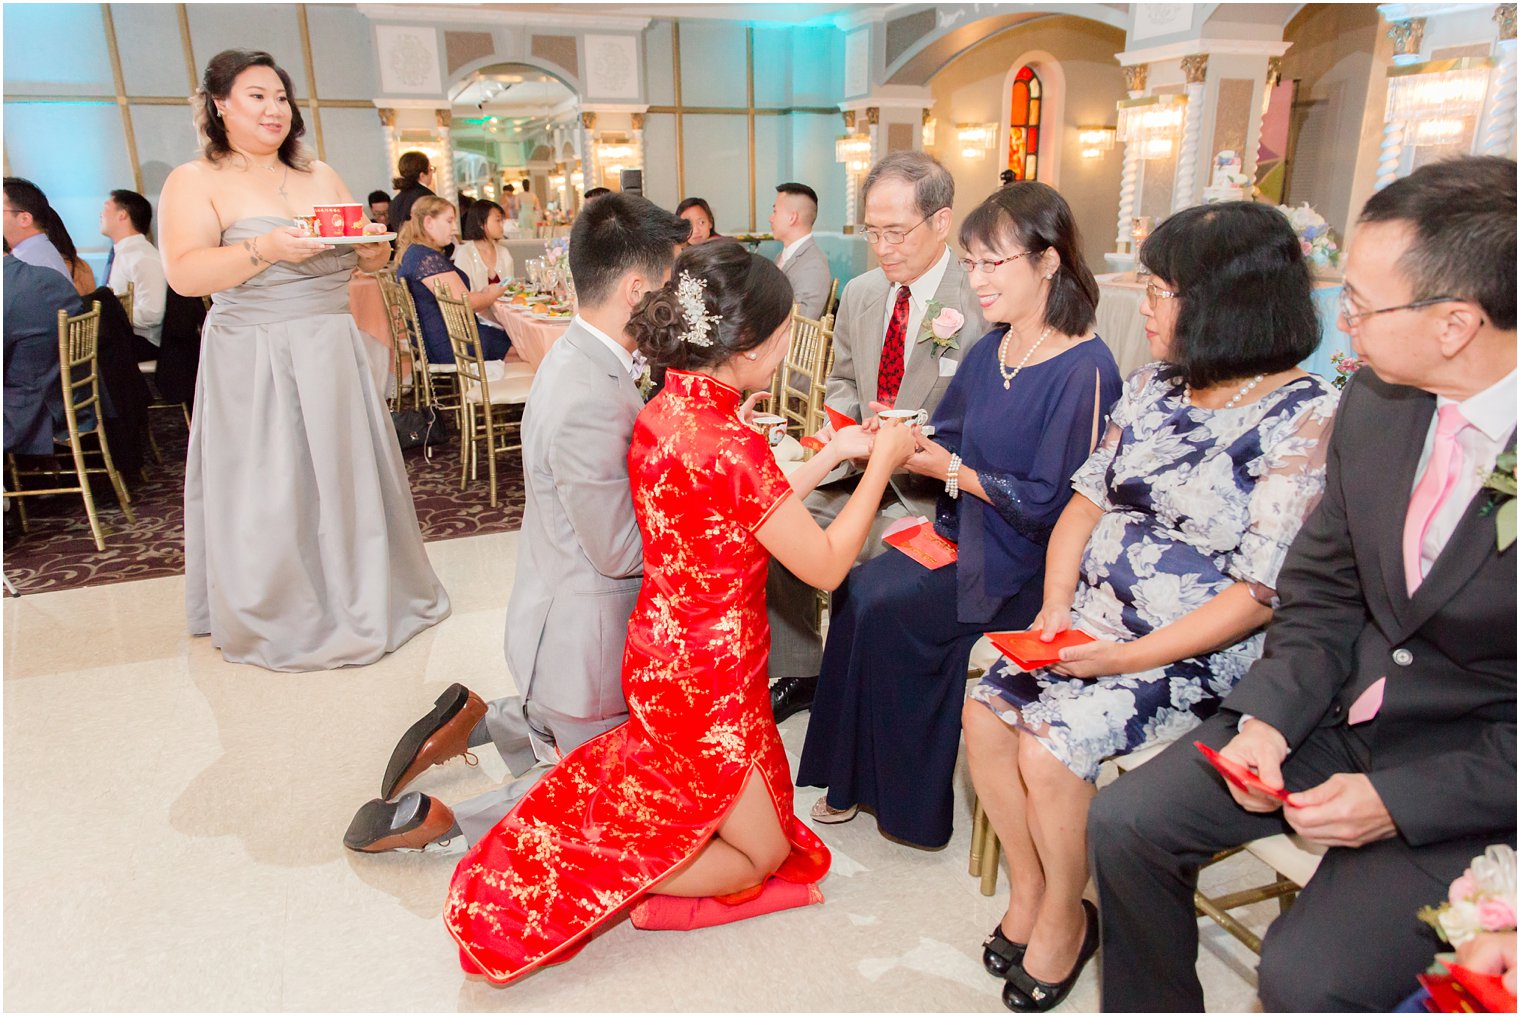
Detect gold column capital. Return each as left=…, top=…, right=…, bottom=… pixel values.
left=435, top=108, right=452, bottom=129
left=1496, top=4, right=1517, bottom=41
left=581, top=110, right=597, bottom=129
left=377, top=107, right=396, bottom=128
left=1180, top=54, right=1208, bottom=85
left=865, top=106, right=879, bottom=125
left=842, top=109, right=857, bottom=130
left=1123, top=63, right=1149, bottom=94
left=1388, top=17, right=1426, bottom=56
left=1265, top=56, right=1283, bottom=89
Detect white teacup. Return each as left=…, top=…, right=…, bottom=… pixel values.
left=752, top=413, right=788, bottom=448
left=877, top=408, right=928, bottom=427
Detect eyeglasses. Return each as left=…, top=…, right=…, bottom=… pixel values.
left=1338, top=291, right=1457, bottom=331
left=1144, top=282, right=1178, bottom=304
left=958, top=250, right=1036, bottom=275
left=862, top=211, right=942, bottom=247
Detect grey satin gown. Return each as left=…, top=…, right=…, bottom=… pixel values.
left=184, top=216, right=450, bottom=671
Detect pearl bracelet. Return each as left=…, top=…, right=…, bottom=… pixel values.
left=946, top=453, right=961, bottom=499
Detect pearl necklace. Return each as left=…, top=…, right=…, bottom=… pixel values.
left=1185, top=373, right=1265, bottom=409
left=997, top=324, right=1054, bottom=390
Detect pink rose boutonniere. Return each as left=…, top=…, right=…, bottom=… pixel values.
left=1418, top=844, right=1517, bottom=947
left=917, top=300, right=965, bottom=358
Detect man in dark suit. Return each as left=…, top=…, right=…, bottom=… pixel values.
left=1088, top=156, right=1516, bottom=1011
left=4, top=254, right=84, bottom=455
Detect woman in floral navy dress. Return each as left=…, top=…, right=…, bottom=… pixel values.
left=446, top=242, right=916, bottom=984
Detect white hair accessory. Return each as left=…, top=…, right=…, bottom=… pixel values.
left=675, top=271, right=722, bottom=348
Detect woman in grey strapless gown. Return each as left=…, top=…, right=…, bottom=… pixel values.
left=184, top=216, right=450, bottom=671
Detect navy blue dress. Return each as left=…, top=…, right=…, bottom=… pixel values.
left=397, top=243, right=511, bottom=366
left=796, top=330, right=1123, bottom=848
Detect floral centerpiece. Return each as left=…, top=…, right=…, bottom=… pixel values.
left=1418, top=844, right=1517, bottom=948
left=1276, top=202, right=1342, bottom=274
left=543, top=236, right=573, bottom=304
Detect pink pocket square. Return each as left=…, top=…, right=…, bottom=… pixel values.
left=1348, top=677, right=1386, bottom=725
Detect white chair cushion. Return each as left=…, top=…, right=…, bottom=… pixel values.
left=138, top=360, right=158, bottom=375
left=772, top=434, right=806, bottom=463
left=1246, top=832, right=1325, bottom=887
left=429, top=363, right=458, bottom=374
left=464, top=374, right=533, bottom=404
left=967, top=636, right=1001, bottom=674
left=778, top=457, right=806, bottom=478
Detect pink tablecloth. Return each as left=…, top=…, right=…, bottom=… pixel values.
left=349, top=272, right=400, bottom=391
left=487, top=302, right=572, bottom=368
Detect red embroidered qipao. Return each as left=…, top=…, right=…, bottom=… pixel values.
left=446, top=369, right=831, bottom=983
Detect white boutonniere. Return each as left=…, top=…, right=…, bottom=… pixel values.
left=916, top=300, right=965, bottom=359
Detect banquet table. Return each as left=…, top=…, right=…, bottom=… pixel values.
left=1094, top=272, right=1349, bottom=382
left=487, top=301, right=573, bottom=368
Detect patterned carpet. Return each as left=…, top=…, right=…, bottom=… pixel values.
left=3, top=418, right=525, bottom=597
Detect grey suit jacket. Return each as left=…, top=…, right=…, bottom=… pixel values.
left=779, top=236, right=832, bottom=320
left=824, top=249, right=987, bottom=424
left=4, top=256, right=84, bottom=455
left=503, top=320, right=642, bottom=735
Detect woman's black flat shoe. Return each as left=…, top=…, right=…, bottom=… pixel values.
left=982, top=924, right=1027, bottom=978
left=1001, top=899, right=1099, bottom=1013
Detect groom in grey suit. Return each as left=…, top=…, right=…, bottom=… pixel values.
left=768, top=152, right=988, bottom=720
left=344, top=194, right=691, bottom=852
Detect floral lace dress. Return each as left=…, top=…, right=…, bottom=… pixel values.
left=971, top=365, right=1339, bottom=781
left=446, top=369, right=829, bottom=983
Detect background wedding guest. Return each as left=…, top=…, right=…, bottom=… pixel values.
left=386, top=150, right=434, bottom=234
left=160, top=47, right=447, bottom=672
left=366, top=189, right=389, bottom=225
left=452, top=198, right=515, bottom=290
left=343, top=193, right=692, bottom=853
left=796, top=182, right=1122, bottom=852
left=1088, top=155, right=1516, bottom=1012
left=99, top=188, right=167, bottom=361
left=395, top=195, right=511, bottom=368
left=3, top=254, right=86, bottom=455
left=516, top=178, right=542, bottom=233
left=968, top=199, right=1337, bottom=1013
left=43, top=206, right=97, bottom=296
left=583, top=186, right=612, bottom=204
left=768, top=150, right=986, bottom=723
left=676, top=196, right=720, bottom=245
left=3, top=177, right=71, bottom=282
left=769, top=181, right=831, bottom=319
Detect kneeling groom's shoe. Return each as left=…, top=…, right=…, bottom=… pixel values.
left=381, top=683, right=488, bottom=799
left=769, top=676, right=818, bottom=723
left=344, top=792, right=456, bottom=852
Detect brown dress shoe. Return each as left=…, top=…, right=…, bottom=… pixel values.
left=344, top=793, right=457, bottom=852
left=381, top=683, right=488, bottom=800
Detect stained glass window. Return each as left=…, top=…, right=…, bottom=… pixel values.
left=1008, top=65, right=1042, bottom=181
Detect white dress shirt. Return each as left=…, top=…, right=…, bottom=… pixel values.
left=882, top=245, right=953, bottom=372
left=576, top=315, right=636, bottom=377
left=107, top=232, right=167, bottom=346
left=1410, top=368, right=1518, bottom=580
left=777, top=232, right=814, bottom=268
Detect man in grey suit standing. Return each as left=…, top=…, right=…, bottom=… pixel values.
left=769, top=151, right=988, bottom=720
left=345, top=194, right=690, bottom=852
left=769, top=182, right=832, bottom=320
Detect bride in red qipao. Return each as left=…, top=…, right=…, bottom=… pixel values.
left=446, top=242, right=918, bottom=984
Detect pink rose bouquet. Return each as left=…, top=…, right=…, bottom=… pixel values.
left=1419, top=845, right=1517, bottom=947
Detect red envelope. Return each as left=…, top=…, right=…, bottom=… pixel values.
left=984, top=629, right=1097, bottom=670
left=825, top=405, right=858, bottom=432
left=1447, top=962, right=1518, bottom=1013
left=882, top=521, right=958, bottom=569
left=1418, top=972, right=1487, bottom=1013
left=1195, top=742, right=1296, bottom=805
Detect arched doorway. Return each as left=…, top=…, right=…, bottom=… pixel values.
left=447, top=62, right=581, bottom=223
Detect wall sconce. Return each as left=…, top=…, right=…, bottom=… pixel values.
left=835, top=134, right=872, bottom=174
left=1117, top=95, right=1187, bottom=160
left=1078, top=125, right=1117, bottom=159
left=922, top=116, right=937, bottom=148
left=1387, top=57, right=1492, bottom=148
left=956, top=122, right=997, bottom=161
left=593, top=137, right=641, bottom=184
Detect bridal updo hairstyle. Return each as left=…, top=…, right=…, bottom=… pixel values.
left=629, top=242, right=794, bottom=371
left=1140, top=201, right=1318, bottom=390
left=194, top=49, right=310, bottom=170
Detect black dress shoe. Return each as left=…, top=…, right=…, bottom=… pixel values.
left=344, top=792, right=457, bottom=852
left=770, top=676, right=818, bottom=722
left=983, top=923, right=1028, bottom=978
left=381, top=683, right=487, bottom=800
left=1002, top=899, right=1099, bottom=1012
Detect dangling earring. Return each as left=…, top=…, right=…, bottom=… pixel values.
left=744, top=352, right=758, bottom=360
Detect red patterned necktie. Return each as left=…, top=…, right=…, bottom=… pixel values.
left=876, top=285, right=912, bottom=407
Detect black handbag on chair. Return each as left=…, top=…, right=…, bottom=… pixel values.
left=392, top=405, right=449, bottom=450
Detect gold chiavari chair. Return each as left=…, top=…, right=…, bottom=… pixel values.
left=6, top=307, right=136, bottom=551
left=433, top=283, right=533, bottom=508
left=375, top=269, right=437, bottom=413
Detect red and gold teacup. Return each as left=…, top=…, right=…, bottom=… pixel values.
left=313, top=203, right=365, bottom=237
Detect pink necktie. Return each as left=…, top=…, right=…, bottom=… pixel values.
left=1402, top=403, right=1470, bottom=594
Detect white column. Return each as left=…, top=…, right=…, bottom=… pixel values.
left=1480, top=37, right=1518, bottom=156
left=1171, top=84, right=1206, bottom=212
left=1116, top=140, right=1140, bottom=253
left=1376, top=118, right=1407, bottom=190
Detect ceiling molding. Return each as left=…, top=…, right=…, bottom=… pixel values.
left=357, top=4, right=651, bottom=32
left=1118, top=38, right=1292, bottom=65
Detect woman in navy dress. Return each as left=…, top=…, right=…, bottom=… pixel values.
left=965, top=202, right=1338, bottom=1013
left=796, top=182, right=1123, bottom=850
left=395, top=195, right=512, bottom=367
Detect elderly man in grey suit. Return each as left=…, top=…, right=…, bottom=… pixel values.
left=769, top=151, right=988, bottom=721
left=345, top=194, right=690, bottom=852
left=770, top=182, right=831, bottom=320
